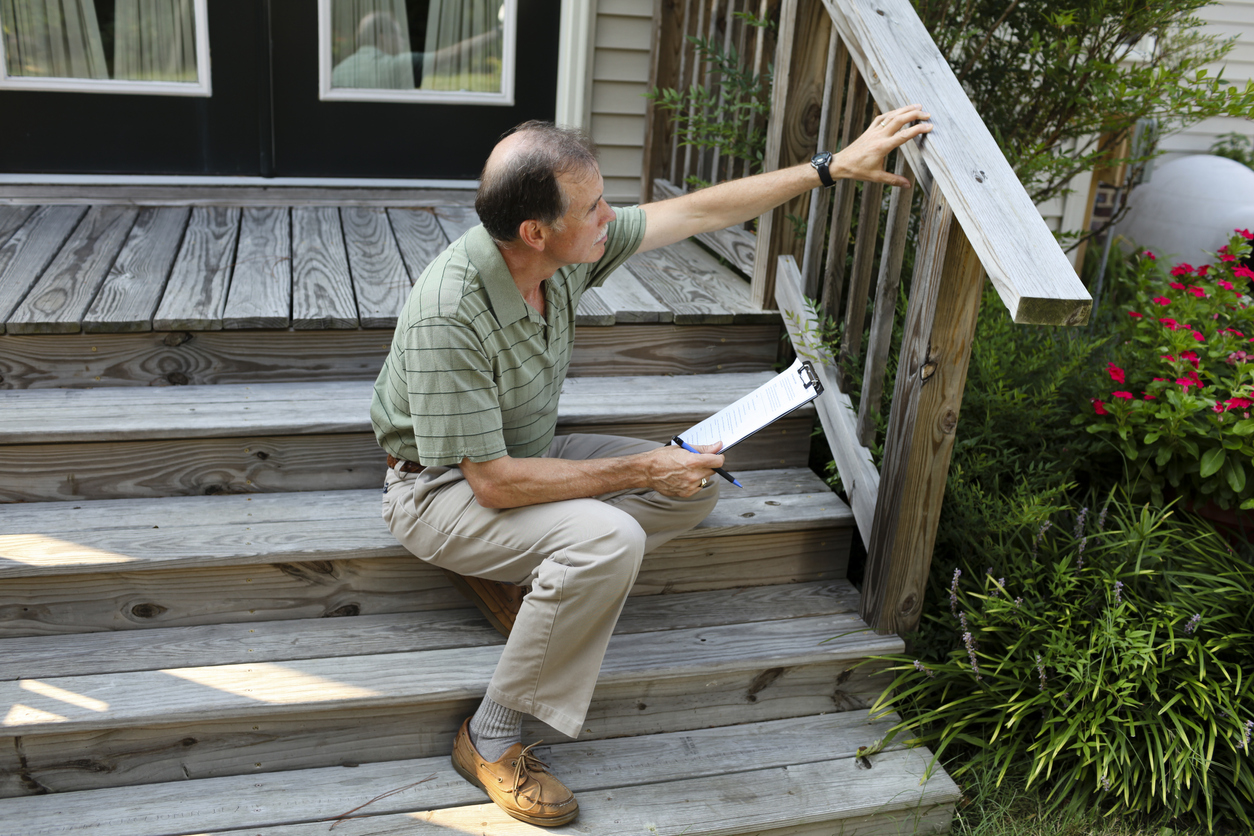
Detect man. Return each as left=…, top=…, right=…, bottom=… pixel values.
left=370, top=106, right=931, bottom=826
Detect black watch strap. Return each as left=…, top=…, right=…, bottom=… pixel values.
left=810, top=151, right=835, bottom=188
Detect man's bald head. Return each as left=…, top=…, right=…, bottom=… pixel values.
left=476, top=121, right=600, bottom=245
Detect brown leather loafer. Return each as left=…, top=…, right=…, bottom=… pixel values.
left=450, top=718, right=579, bottom=826
left=441, top=570, right=525, bottom=637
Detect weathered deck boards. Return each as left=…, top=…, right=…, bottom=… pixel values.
left=386, top=207, right=447, bottom=279
left=0, top=201, right=776, bottom=335
left=0, top=581, right=856, bottom=680
left=0, top=468, right=844, bottom=578
left=291, top=207, right=357, bottom=329
left=83, top=207, right=191, bottom=333
left=0, top=713, right=924, bottom=836
left=0, top=206, right=88, bottom=333
left=0, top=323, right=782, bottom=388
left=152, top=207, right=241, bottom=331
left=223, top=207, right=292, bottom=329
left=5, top=206, right=139, bottom=334
left=342, top=207, right=409, bottom=329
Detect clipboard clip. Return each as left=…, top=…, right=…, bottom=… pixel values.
left=798, top=360, right=823, bottom=395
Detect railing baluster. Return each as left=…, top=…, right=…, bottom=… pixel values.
left=668, top=0, right=699, bottom=186
left=862, top=187, right=986, bottom=634
left=745, top=0, right=771, bottom=183
left=680, top=0, right=712, bottom=187
left=800, top=32, right=847, bottom=299
left=642, top=0, right=688, bottom=203
left=818, top=67, right=866, bottom=321
left=709, top=0, right=739, bottom=185
left=837, top=105, right=884, bottom=388
left=857, top=154, right=916, bottom=446
left=749, top=0, right=831, bottom=310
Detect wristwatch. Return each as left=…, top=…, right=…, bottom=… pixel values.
left=810, top=151, right=835, bottom=188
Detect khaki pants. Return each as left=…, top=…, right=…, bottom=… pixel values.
left=381, top=433, right=719, bottom=737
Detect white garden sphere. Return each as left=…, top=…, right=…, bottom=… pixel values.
left=1116, top=154, right=1254, bottom=266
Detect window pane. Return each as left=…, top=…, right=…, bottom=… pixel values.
left=2, top=0, right=199, bottom=83
left=330, top=0, right=504, bottom=94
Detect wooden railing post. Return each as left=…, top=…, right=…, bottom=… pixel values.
left=748, top=0, right=830, bottom=310
left=641, top=0, right=687, bottom=204
left=860, top=187, right=985, bottom=634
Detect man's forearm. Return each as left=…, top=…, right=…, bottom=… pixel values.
left=460, top=444, right=724, bottom=509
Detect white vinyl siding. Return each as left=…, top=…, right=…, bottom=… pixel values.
left=589, top=0, right=653, bottom=203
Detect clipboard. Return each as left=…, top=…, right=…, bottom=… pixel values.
left=677, top=357, right=824, bottom=452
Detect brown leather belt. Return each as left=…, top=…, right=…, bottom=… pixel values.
left=386, top=454, right=426, bottom=474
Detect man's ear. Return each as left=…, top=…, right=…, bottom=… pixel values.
left=517, top=219, right=547, bottom=252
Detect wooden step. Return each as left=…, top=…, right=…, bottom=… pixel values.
left=1, top=584, right=899, bottom=796
left=0, top=375, right=814, bottom=502
left=0, top=323, right=782, bottom=389
left=0, top=713, right=959, bottom=836
left=0, top=468, right=852, bottom=637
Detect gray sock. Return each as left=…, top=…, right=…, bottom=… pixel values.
left=469, top=696, right=523, bottom=762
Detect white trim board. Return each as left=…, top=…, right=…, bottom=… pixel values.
left=316, top=0, right=517, bottom=106
left=555, top=0, right=599, bottom=128
left=0, top=0, right=211, bottom=97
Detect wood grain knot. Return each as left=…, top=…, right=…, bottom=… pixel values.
left=130, top=602, right=168, bottom=619
left=899, top=593, right=918, bottom=615
left=163, top=331, right=193, bottom=346
left=973, top=170, right=986, bottom=183
left=919, top=361, right=937, bottom=381
left=940, top=409, right=958, bottom=434
left=166, top=371, right=189, bottom=386
left=324, top=603, right=361, bottom=618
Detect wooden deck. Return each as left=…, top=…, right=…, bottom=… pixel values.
left=0, top=201, right=773, bottom=336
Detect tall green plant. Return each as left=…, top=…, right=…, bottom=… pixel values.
left=871, top=496, right=1254, bottom=831
left=916, top=0, right=1254, bottom=210
left=646, top=13, right=774, bottom=187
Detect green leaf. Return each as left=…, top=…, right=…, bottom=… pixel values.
left=1144, top=432, right=1161, bottom=444
left=1200, top=446, right=1226, bottom=478
left=1225, top=460, right=1247, bottom=494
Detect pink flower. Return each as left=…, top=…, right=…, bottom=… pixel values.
left=1214, top=402, right=1226, bottom=413
left=1181, top=351, right=1200, bottom=369
left=1162, top=355, right=1175, bottom=362
left=1107, top=363, right=1125, bottom=383
left=1235, top=265, right=1254, bottom=280
left=1178, top=378, right=1197, bottom=389
left=1220, top=280, right=1235, bottom=290
left=1171, top=264, right=1195, bottom=277
left=1170, top=282, right=1187, bottom=290
left=1238, top=229, right=1253, bottom=240
left=1188, top=286, right=1206, bottom=298
left=1128, top=311, right=1144, bottom=318
left=1228, top=397, right=1254, bottom=410
left=1221, top=254, right=1237, bottom=263
left=1225, top=329, right=1246, bottom=337
left=1193, top=331, right=1206, bottom=342
left=1160, top=318, right=1179, bottom=330
left=1113, top=391, right=1134, bottom=400
left=1153, top=296, right=1172, bottom=306
left=1093, top=399, right=1108, bottom=415
left=1198, top=265, right=1211, bottom=277
left=1144, top=393, right=1157, bottom=400
left=1153, top=378, right=1167, bottom=382
left=1144, top=251, right=1156, bottom=260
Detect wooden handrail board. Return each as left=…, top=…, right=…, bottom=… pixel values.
left=0, top=713, right=911, bottom=836
left=1, top=581, right=858, bottom=681
left=0, top=612, right=895, bottom=734
left=776, top=255, right=879, bottom=548
left=0, top=472, right=848, bottom=579
left=822, top=0, right=1090, bottom=325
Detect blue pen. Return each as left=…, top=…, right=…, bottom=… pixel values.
left=672, top=436, right=743, bottom=488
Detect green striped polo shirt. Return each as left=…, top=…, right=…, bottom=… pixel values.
left=370, top=206, right=646, bottom=466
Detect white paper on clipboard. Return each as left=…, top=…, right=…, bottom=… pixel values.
left=678, top=357, right=823, bottom=451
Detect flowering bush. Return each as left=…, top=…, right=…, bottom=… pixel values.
left=1082, top=230, right=1254, bottom=510
left=871, top=496, right=1254, bottom=830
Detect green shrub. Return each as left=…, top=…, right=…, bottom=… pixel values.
left=871, top=495, right=1254, bottom=831
left=1081, top=232, right=1254, bottom=510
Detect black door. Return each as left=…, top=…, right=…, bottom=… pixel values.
left=0, top=0, right=559, bottom=178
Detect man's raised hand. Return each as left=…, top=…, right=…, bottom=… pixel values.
left=831, top=104, right=932, bottom=188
